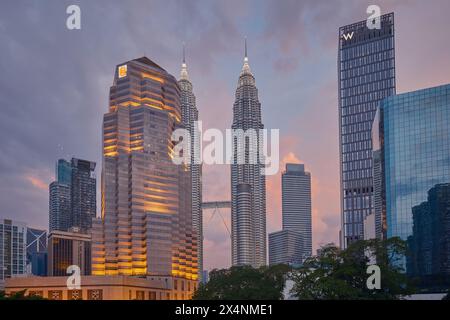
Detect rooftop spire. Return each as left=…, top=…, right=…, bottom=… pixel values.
left=241, top=37, right=252, bottom=76
left=180, top=42, right=189, bottom=81
left=245, top=37, right=248, bottom=59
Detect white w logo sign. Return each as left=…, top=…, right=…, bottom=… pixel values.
left=342, top=32, right=354, bottom=41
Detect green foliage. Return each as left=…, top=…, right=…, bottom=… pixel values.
left=193, top=264, right=291, bottom=300
left=291, top=238, right=415, bottom=300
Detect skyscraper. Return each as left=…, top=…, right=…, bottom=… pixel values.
left=49, top=158, right=96, bottom=233
left=372, top=83, right=450, bottom=274
left=71, top=158, right=97, bottom=232
left=231, top=41, right=267, bottom=267
left=49, top=160, right=72, bottom=232
left=91, top=57, right=198, bottom=282
left=268, top=163, right=311, bottom=266
left=338, top=13, right=396, bottom=248
left=282, top=163, right=312, bottom=258
left=178, top=47, right=203, bottom=280
left=0, top=219, right=27, bottom=289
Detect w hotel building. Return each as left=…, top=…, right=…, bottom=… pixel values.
left=91, top=57, right=198, bottom=283
left=338, top=13, right=396, bottom=248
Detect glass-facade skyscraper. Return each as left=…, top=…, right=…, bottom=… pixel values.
left=407, top=183, right=450, bottom=283
left=91, top=57, right=198, bottom=282
left=373, top=84, right=450, bottom=248
left=231, top=43, right=267, bottom=267
left=338, top=13, right=396, bottom=248
left=49, top=158, right=96, bottom=233
left=178, top=50, right=203, bottom=281
left=282, top=163, right=312, bottom=258
left=268, top=163, right=312, bottom=266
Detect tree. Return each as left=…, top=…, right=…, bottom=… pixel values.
left=291, top=238, right=415, bottom=300
left=193, top=264, right=290, bottom=300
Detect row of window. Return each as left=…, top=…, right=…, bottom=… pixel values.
left=340, top=37, right=394, bottom=60
left=341, top=78, right=394, bottom=97
left=341, top=139, right=372, bottom=153
left=342, top=168, right=373, bottom=181
left=341, top=87, right=394, bottom=106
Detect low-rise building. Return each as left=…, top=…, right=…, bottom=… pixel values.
left=5, top=275, right=198, bottom=300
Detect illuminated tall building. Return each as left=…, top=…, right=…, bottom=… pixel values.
left=338, top=13, right=396, bottom=248
left=91, top=57, right=198, bottom=282
left=178, top=47, right=203, bottom=280
left=231, top=41, right=267, bottom=267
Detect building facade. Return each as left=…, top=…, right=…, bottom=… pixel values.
left=0, top=219, right=27, bottom=289
left=338, top=13, right=396, bottom=248
left=373, top=84, right=450, bottom=274
left=26, top=228, right=47, bottom=276
left=282, top=163, right=312, bottom=258
left=407, top=184, right=450, bottom=281
left=91, top=57, right=198, bottom=281
left=178, top=50, right=203, bottom=280
left=49, top=158, right=96, bottom=232
left=70, top=158, right=97, bottom=232
left=49, top=160, right=71, bottom=232
left=268, top=163, right=311, bottom=265
left=5, top=275, right=197, bottom=300
left=268, top=230, right=303, bottom=266
left=231, top=43, right=267, bottom=267
left=47, top=228, right=91, bottom=276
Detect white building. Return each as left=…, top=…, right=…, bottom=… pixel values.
left=0, top=219, right=27, bottom=289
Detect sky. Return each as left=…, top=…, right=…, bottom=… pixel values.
left=1, top=0, right=450, bottom=271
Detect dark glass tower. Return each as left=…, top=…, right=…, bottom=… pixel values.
left=71, top=158, right=96, bottom=232
left=338, top=13, right=396, bottom=248
left=49, top=158, right=96, bottom=233
left=373, top=84, right=450, bottom=277
left=408, top=183, right=450, bottom=283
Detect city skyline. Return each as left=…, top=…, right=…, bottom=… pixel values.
left=1, top=0, right=450, bottom=271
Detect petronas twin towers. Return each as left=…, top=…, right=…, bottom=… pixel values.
left=231, top=43, right=267, bottom=267
left=93, top=41, right=267, bottom=283
left=181, top=41, right=267, bottom=268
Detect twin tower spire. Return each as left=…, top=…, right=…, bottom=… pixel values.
left=180, top=38, right=251, bottom=81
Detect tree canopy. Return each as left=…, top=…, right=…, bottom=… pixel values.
left=193, top=264, right=290, bottom=300
left=291, top=238, right=415, bottom=300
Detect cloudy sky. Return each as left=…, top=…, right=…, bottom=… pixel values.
left=1, top=0, right=450, bottom=270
